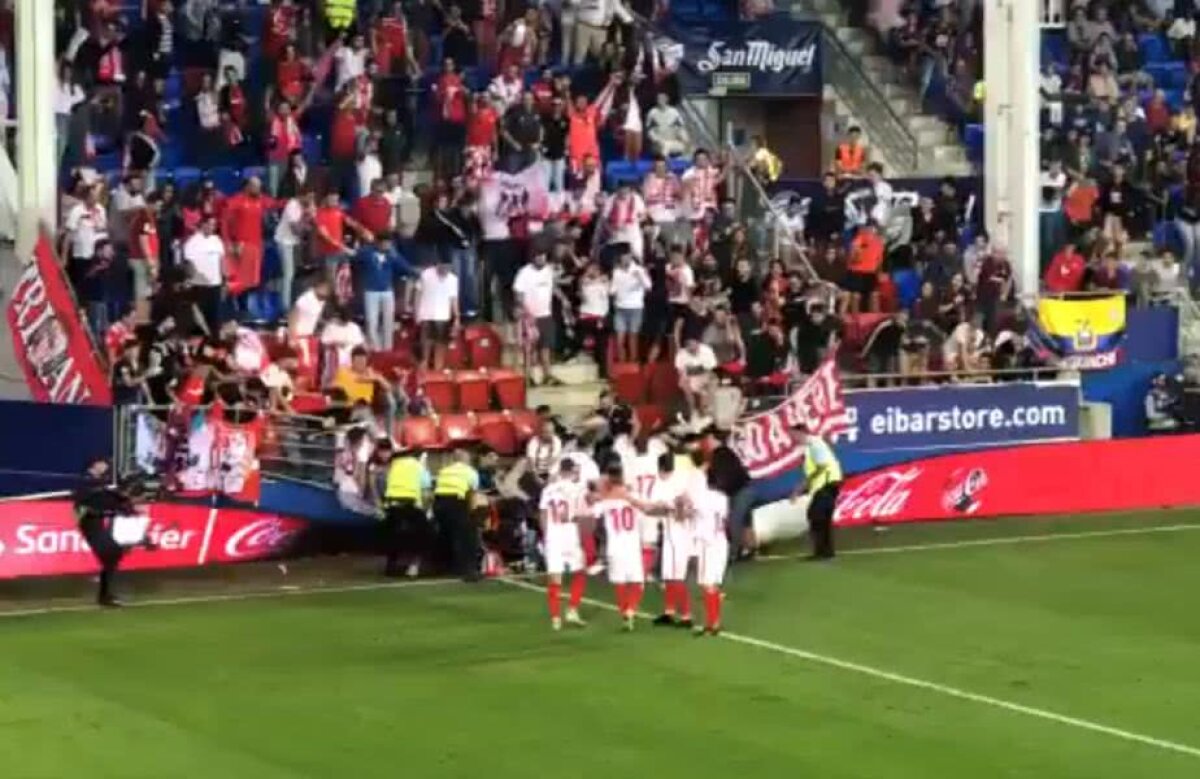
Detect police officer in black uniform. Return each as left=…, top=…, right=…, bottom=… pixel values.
left=72, top=458, right=138, bottom=607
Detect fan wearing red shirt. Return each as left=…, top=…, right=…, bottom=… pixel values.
left=329, top=90, right=363, bottom=199
left=352, top=179, right=396, bottom=237
left=266, top=100, right=303, bottom=196
left=275, top=44, right=310, bottom=105
left=432, top=58, right=469, bottom=179
left=1044, top=243, right=1087, bottom=293
left=374, top=1, right=419, bottom=76
left=530, top=68, right=555, bottom=114
left=221, top=177, right=280, bottom=296
left=263, top=0, right=298, bottom=61
left=464, top=93, right=500, bottom=180
left=315, top=191, right=370, bottom=266
left=128, top=196, right=161, bottom=316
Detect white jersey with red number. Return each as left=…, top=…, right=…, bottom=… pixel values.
left=682, top=165, right=720, bottom=219
left=651, top=472, right=694, bottom=581
left=594, top=495, right=645, bottom=583
left=539, top=478, right=588, bottom=574
left=624, top=450, right=661, bottom=547
left=693, top=485, right=730, bottom=587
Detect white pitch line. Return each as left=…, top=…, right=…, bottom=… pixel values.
left=499, top=577, right=1200, bottom=760
left=756, top=522, right=1200, bottom=562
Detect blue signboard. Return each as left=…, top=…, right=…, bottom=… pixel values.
left=659, top=15, right=823, bottom=96
left=832, top=382, right=1081, bottom=461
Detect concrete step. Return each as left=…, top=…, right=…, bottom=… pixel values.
left=527, top=381, right=606, bottom=424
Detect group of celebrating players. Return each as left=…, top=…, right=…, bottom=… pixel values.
left=539, top=437, right=728, bottom=636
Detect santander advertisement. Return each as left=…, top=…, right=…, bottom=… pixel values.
left=0, top=500, right=305, bottom=579
left=834, top=435, right=1200, bottom=526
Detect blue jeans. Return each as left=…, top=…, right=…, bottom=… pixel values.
left=545, top=157, right=566, bottom=193
left=276, top=241, right=297, bottom=308
left=450, top=245, right=478, bottom=317
left=267, top=162, right=285, bottom=197
left=729, top=470, right=802, bottom=557
left=363, top=290, right=396, bottom=351
left=86, top=301, right=110, bottom=344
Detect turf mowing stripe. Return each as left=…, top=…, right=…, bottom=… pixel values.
left=497, top=578, right=1200, bottom=760
left=757, top=521, right=1200, bottom=561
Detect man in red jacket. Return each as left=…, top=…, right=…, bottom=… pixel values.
left=221, top=177, right=279, bottom=300
left=1044, top=242, right=1086, bottom=294
left=352, top=179, right=396, bottom=238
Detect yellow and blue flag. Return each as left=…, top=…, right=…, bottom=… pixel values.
left=1036, top=294, right=1126, bottom=356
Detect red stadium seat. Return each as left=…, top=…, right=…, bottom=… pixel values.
left=477, top=412, right=518, bottom=455
left=508, top=409, right=540, bottom=445
left=290, top=393, right=328, bottom=414
left=420, top=369, right=458, bottom=413
left=490, top=367, right=527, bottom=410
left=444, top=335, right=468, bottom=369
left=368, top=349, right=415, bottom=380
left=647, top=361, right=681, bottom=404
left=635, top=403, right=667, bottom=435
left=842, top=313, right=888, bottom=352
left=456, top=369, right=492, bottom=412
left=464, top=323, right=503, bottom=368
left=610, top=362, right=645, bottom=404
left=440, top=413, right=480, bottom=444
left=398, top=415, right=446, bottom=451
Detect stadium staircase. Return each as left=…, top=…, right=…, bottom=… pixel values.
left=799, top=0, right=973, bottom=176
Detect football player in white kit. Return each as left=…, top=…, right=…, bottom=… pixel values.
left=592, top=461, right=647, bottom=631
left=539, top=459, right=590, bottom=631
left=644, top=453, right=697, bottom=628
left=623, top=436, right=667, bottom=580
left=689, top=469, right=730, bottom=636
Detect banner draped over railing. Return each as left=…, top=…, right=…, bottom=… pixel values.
left=5, top=234, right=111, bottom=405
left=1035, top=294, right=1127, bottom=370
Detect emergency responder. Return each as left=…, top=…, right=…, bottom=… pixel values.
left=381, top=446, right=432, bottom=577
left=433, top=446, right=481, bottom=581
left=72, top=458, right=136, bottom=606
left=789, top=424, right=844, bottom=561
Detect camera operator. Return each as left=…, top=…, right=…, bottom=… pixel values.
left=73, top=458, right=140, bottom=607
left=1145, top=372, right=1183, bottom=433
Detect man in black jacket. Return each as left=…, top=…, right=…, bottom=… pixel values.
left=72, top=459, right=137, bottom=607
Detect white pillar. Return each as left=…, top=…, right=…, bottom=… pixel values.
left=15, top=0, right=58, bottom=254
left=984, top=0, right=1041, bottom=295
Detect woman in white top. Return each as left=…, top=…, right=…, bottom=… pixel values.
left=609, top=252, right=652, bottom=363
left=195, top=73, right=221, bottom=165
left=55, top=62, right=86, bottom=164
left=575, top=262, right=611, bottom=374
left=617, top=80, right=643, bottom=161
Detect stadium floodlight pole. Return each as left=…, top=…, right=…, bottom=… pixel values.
left=983, top=0, right=1040, bottom=296
left=15, top=0, right=58, bottom=254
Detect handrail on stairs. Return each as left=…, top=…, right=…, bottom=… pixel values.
left=817, top=24, right=920, bottom=173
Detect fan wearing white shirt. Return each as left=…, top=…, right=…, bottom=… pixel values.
left=334, top=34, right=369, bottom=91
left=513, top=252, right=561, bottom=386
left=674, top=337, right=718, bottom=417
left=275, top=192, right=315, bottom=307
left=320, top=307, right=367, bottom=376
left=412, top=258, right=460, bottom=370
left=575, top=262, right=611, bottom=374
left=288, top=279, right=331, bottom=374
left=599, top=182, right=647, bottom=260
left=609, top=252, right=652, bottom=363
left=181, top=214, right=225, bottom=329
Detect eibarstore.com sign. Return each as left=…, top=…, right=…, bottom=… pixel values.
left=832, top=382, right=1081, bottom=457
left=833, top=435, right=1200, bottom=526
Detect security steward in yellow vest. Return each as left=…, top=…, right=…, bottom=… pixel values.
left=789, top=423, right=844, bottom=561
left=323, top=0, right=356, bottom=35
left=382, top=447, right=432, bottom=577
left=433, top=447, right=482, bottom=581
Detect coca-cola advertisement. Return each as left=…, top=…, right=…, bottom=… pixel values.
left=0, top=500, right=306, bottom=580
left=834, top=435, right=1200, bottom=526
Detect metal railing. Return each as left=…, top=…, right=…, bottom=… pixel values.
left=818, top=25, right=920, bottom=173
left=1165, top=288, right=1200, bottom=359
left=116, top=404, right=342, bottom=491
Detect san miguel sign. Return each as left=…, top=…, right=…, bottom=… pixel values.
left=5, top=234, right=111, bottom=405
left=660, top=15, right=823, bottom=95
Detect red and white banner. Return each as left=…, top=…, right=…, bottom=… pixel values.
left=139, top=406, right=265, bottom=503
left=0, top=499, right=305, bottom=580
left=834, top=435, right=1200, bottom=526
left=729, top=360, right=850, bottom=479
left=5, top=234, right=111, bottom=405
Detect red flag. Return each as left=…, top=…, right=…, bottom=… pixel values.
left=5, top=233, right=112, bottom=405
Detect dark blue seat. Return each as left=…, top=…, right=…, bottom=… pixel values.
left=1139, top=34, right=1169, bottom=64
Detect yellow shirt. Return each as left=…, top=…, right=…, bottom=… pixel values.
left=334, top=367, right=376, bottom=405
left=803, top=437, right=843, bottom=494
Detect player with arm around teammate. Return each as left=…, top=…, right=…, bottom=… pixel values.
left=539, top=459, right=591, bottom=630
left=645, top=453, right=696, bottom=629
left=592, top=461, right=647, bottom=631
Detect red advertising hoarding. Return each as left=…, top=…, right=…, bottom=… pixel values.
left=0, top=500, right=305, bottom=579
left=834, top=435, right=1200, bottom=526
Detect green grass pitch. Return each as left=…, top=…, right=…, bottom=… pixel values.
left=3, top=510, right=1200, bottom=778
